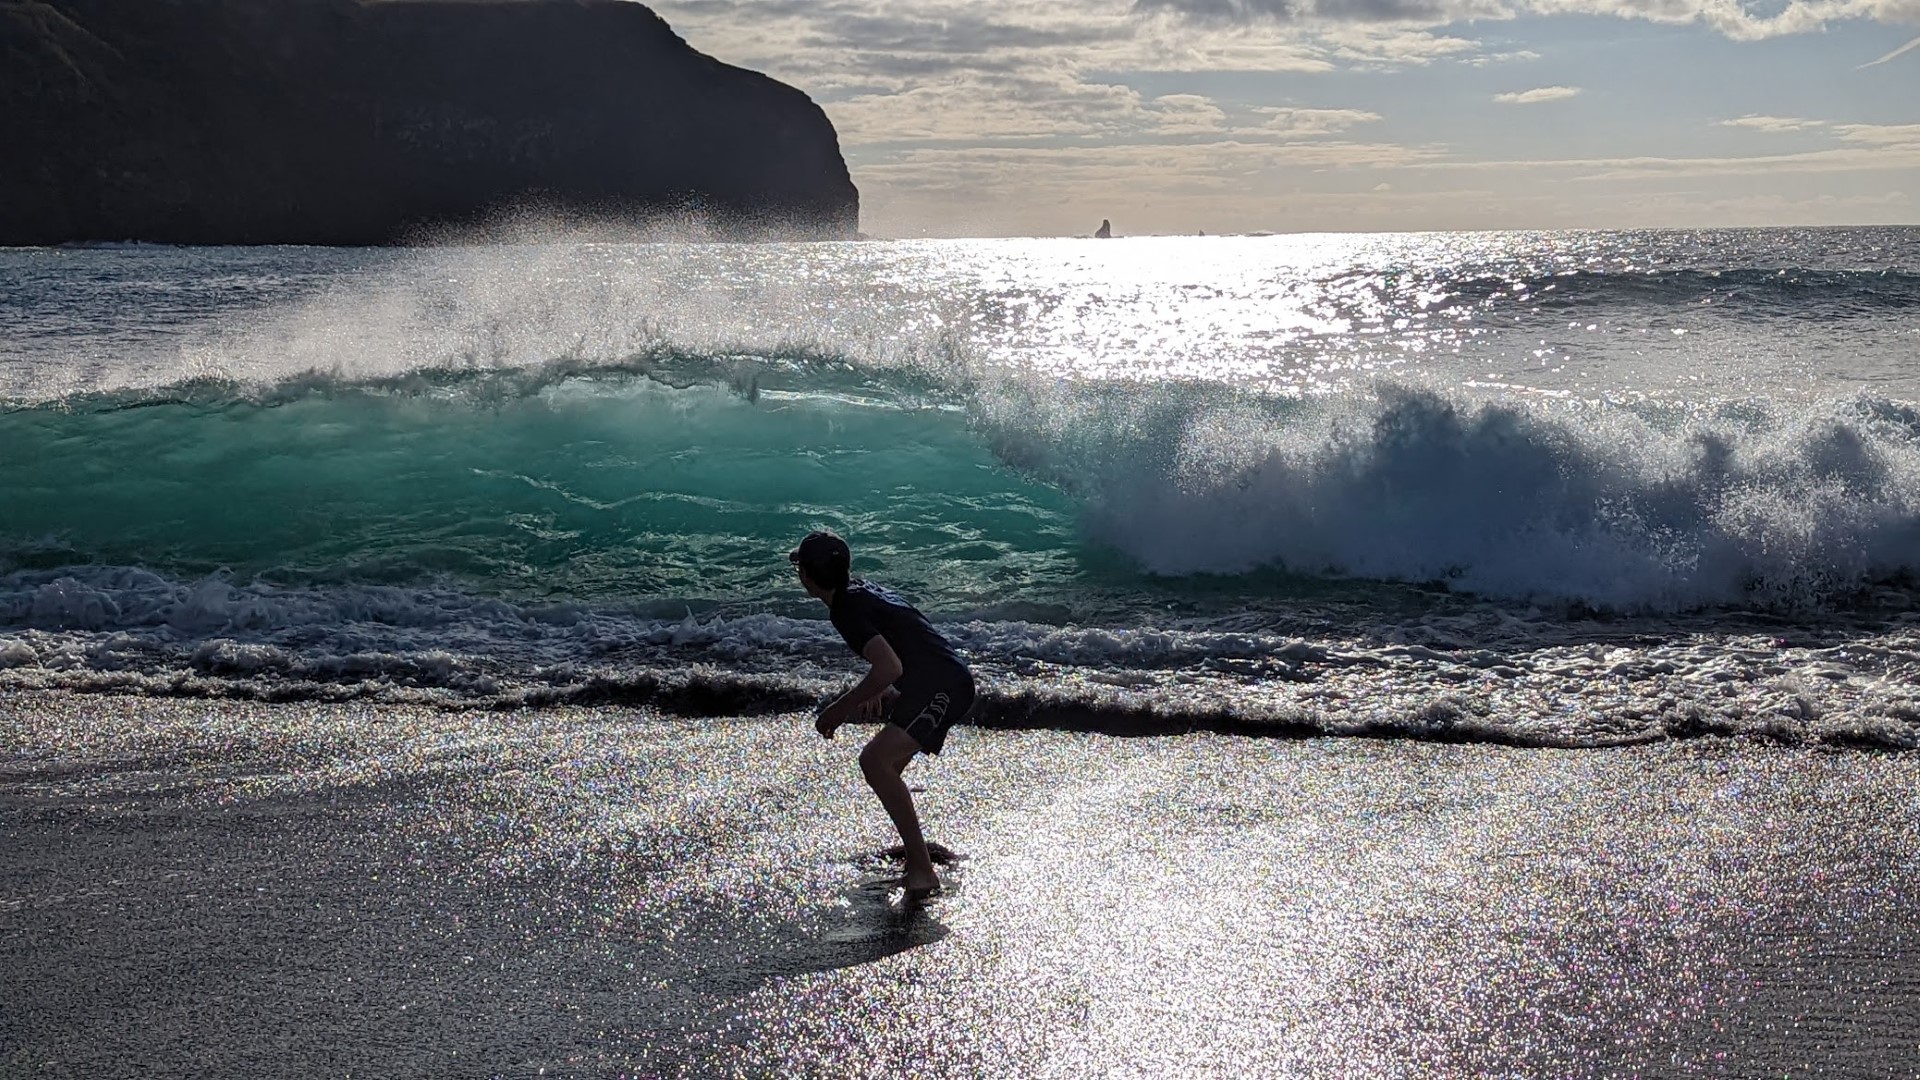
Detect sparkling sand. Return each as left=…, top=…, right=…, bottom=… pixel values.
left=3, top=691, right=1918, bottom=1078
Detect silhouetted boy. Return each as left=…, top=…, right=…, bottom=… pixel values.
left=789, top=530, right=975, bottom=898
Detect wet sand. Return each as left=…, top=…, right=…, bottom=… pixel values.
left=3, top=690, right=1918, bottom=1078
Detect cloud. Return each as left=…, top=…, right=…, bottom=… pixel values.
left=848, top=132, right=1918, bottom=235
left=1415, top=141, right=1920, bottom=178
left=653, top=1, right=1342, bottom=96
left=1715, top=118, right=1920, bottom=150
left=663, top=0, right=1920, bottom=84
left=798, top=8, right=1126, bottom=52
left=657, top=0, right=1920, bottom=114
left=1720, top=115, right=1827, bottom=132
left=1712, top=118, right=1920, bottom=149
left=1318, top=25, right=1484, bottom=63
left=857, top=138, right=1445, bottom=204
left=648, top=3, right=1352, bottom=147
left=1250, top=106, right=1385, bottom=134
left=1834, top=122, right=1920, bottom=146
left=825, top=71, right=1164, bottom=143
left=1136, top=0, right=1920, bottom=42
left=647, top=0, right=1920, bottom=235
left=1494, top=85, right=1581, bottom=103
left=1465, top=48, right=1543, bottom=65
left=1148, top=94, right=1232, bottom=133
left=1132, top=0, right=1495, bottom=24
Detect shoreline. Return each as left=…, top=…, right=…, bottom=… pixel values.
left=4, top=689, right=1918, bottom=1077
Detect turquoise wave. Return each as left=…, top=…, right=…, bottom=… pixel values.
left=0, top=359, right=1090, bottom=611
left=8, top=354, right=1920, bottom=616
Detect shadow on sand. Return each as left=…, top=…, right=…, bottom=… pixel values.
left=750, top=876, right=950, bottom=980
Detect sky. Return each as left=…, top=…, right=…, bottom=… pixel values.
left=648, top=0, right=1920, bottom=237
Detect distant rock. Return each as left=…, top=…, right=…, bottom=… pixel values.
left=0, top=0, right=858, bottom=245
left=1094, top=219, right=1112, bottom=239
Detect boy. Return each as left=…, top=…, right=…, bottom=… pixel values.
left=789, top=530, right=975, bottom=899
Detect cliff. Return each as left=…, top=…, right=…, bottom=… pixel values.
left=0, top=0, right=859, bottom=244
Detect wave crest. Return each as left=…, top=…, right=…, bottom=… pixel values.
left=975, top=377, right=1920, bottom=610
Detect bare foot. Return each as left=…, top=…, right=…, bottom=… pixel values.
left=902, top=868, right=941, bottom=900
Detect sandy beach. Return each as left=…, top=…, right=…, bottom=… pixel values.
left=3, top=689, right=1917, bottom=1078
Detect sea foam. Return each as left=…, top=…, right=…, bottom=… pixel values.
left=975, top=374, right=1920, bottom=611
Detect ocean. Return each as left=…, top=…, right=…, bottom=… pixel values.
left=7, top=229, right=1920, bottom=1078
left=4, top=228, right=1920, bottom=748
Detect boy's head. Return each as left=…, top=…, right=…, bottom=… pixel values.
left=788, top=530, right=851, bottom=593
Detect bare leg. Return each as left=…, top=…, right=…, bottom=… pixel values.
left=859, top=724, right=939, bottom=896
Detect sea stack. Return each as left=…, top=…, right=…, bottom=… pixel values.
left=0, top=0, right=860, bottom=245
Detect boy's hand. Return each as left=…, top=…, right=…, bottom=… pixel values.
left=815, top=702, right=848, bottom=739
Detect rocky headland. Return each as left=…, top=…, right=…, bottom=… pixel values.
left=0, top=0, right=858, bottom=244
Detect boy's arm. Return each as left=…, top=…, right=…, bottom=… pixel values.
left=816, top=635, right=905, bottom=739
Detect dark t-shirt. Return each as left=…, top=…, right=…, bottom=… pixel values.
left=830, top=580, right=967, bottom=686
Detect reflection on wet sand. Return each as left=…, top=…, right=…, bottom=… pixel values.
left=3, top=691, right=1916, bottom=1077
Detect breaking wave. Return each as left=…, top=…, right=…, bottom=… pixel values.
left=5, top=356, right=1920, bottom=614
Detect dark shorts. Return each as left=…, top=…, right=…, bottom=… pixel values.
left=888, top=667, right=975, bottom=755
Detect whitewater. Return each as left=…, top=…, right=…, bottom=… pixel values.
left=4, top=228, right=1920, bottom=748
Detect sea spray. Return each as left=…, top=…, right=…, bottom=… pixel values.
left=970, top=371, right=1920, bottom=610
